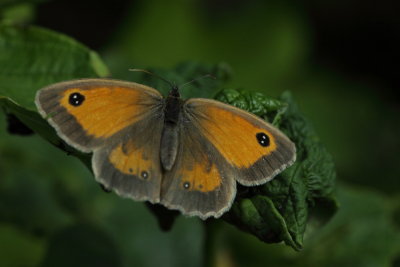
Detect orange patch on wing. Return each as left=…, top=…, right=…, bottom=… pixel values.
left=109, top=144, right=152, bottom=179
left=181, top=163, right=221, bottom=192
left=60, top=87, right=148, bottom=138
left=200, top=106, right=277, bottom=168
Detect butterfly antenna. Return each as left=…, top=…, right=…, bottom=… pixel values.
left=129, top=68, right=175, bottom=89
left=179, top=74, right=216, bottom=90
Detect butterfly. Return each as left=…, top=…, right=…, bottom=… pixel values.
left=35, top=78, right=296, bottom=219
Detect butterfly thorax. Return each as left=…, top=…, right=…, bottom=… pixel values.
left=160, top=87, right=183, bottom=171
left=164, top=87, right=182, bottom=124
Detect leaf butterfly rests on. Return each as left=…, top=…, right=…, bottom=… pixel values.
left=35, top=75, right=296, bottom=219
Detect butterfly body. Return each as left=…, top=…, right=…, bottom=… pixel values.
left=36, top=78, right=296, bottom=219
left=160, top=87, right=182, bottom=171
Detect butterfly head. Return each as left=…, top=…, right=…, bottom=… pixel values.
left=167, top=84, right=181, bottom=99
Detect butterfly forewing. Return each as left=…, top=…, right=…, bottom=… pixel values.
left=35, top=79, right=163, bottom=152
left=182, top=98, right=296, bottom=186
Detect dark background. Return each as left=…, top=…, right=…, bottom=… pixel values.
left=1, top=0, right=399, bottom=266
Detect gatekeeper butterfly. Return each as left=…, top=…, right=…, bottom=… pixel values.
left=35, top=78, right=296, bottom=219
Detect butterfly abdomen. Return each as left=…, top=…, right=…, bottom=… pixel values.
left=160, top=124, right=179, bottom=171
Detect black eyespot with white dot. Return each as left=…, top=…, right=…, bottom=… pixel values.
left=256, top=132, right=270, bottom=147
left=183, top=182, right=190, bottom=190
left=69, top=92, right=85, bottom=106
left=141, top=171, right=149, bottom=179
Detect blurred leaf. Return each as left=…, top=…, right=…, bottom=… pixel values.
left=0, top=23, right=109, bottom=167
left=40, top=223, right=121, bottom=267
left=0, top=145, right=74, bottom=236
left=103, top=202, right=203, bottom=267
left=0, top=223, right=45, bottom=267
left=0, top=23, right=109, bottom=110
left=219, top=89, right=338, bottom=251
left=298, top=185, right=400, bottom=267
left=0, top=2, right=36, bottom=25
left=111, top=0, right=308, bottom=95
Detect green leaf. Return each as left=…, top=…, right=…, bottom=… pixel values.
left=218, top=89, right=338, bottom=251
left=0, top=23, right=108, bottom=167
left=214, top=88, right=288, bottom=124
left=0, top=23, right=109, bottom=110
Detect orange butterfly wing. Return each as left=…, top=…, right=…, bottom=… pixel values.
left=36, top=79, right=165, bottom=203
left=160, top=98, right=296, bottom=218
left=184, top=98, right=296, bottom=185
left=35, top=79, right=163, bottom=152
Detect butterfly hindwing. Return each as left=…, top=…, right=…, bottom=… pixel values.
left=93, top=115, right=164, bottom=203
left=160, top=122, right=236, bottom=219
